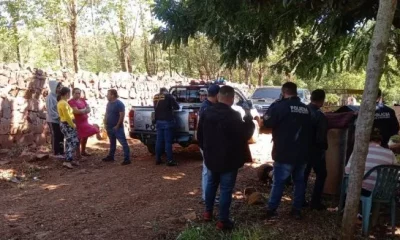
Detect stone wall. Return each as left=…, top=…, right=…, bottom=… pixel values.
left=0, top=63, right=252, bottom=148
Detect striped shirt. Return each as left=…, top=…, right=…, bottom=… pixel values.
left=345, top=143, right=395, bottom=191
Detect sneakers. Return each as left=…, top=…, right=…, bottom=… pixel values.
left=102, top=156, right=115, bottom=162
left=203, top=211, right=212, bottom=222
left=289, top=208, right=302, bottom=220
left=166, top=161, right=178, bottom=166
left=121, top=161, right=131, bottom=166
left=62, top=162, right=73, bottom=169
left=216, top=220, right=234, bottom=231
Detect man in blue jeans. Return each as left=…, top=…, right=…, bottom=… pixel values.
left=263, top=82, right=312, bottom=219
left=198, top=86, right=255, bottom=230
left=102, top=89, right=131, bottom=165
left=153, top=87, right=180, bottom=166
left=198, top=84, right=220, bottom=202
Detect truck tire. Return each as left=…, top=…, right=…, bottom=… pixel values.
left=248, top=120, right=260, bottom=144
left=146, top=144, right=156, bottom=155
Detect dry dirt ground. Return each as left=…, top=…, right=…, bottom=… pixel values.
left=0, top=134, right=399, bottom=240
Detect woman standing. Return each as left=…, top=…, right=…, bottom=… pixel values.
left=68, top=88, right=101, bottom=157
left=57, top=87, right=80, bottom=169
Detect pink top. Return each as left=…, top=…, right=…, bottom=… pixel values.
left=68, top=98, right=99, bottom=139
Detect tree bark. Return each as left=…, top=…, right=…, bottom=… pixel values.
left=244, top=60, right=252, bottom=86
left=11, top=19, right=22, bottom=66
left=69, top=0, right=79, bottom=73
left=56, top=21, right=64, bottom=68
left=341, top=0, right=397, bottom=239
left=118, top=1, right=128, bottom=72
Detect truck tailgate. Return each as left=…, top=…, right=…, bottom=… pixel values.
left=133, top=108, right=193, bottom=134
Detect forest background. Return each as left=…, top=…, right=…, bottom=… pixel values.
left=0, top=0, right=398, bottom=105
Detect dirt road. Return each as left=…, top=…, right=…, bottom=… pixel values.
left=0, top=135, right=272, bottom=240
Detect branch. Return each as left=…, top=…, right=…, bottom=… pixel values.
left=77, top=0, right=90, bottom=15
left=106, top=17, right=121, bottom=54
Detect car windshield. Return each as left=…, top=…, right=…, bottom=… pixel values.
left=170, top=87, right=208, bottom=103
left=251, top=88, right=281, bottom=99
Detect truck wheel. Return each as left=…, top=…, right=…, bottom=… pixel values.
left=146, top=144, right=156, bottom=155
left=248, top=120, right=260, bottom=144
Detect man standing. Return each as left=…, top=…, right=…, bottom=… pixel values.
left=153, top=87, right=180, bottom=166
left=198, top=86, right=255, bottom=230
left=46, top=80, right=65, bottom=159
left=374, top=89, right=399, bottom=148
left=263, top=82, right=312, bottom=219
left=102, top=89, right=131, bottom=165
left=198, top=84, right=220, bottom=202
left=304, top=89, right=328, bottom=210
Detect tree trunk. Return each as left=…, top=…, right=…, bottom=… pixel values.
left=56, top=21, right=64, bottom=68
left=168, top=47, right=172, bottom=77
left=69, top=0, right=79, bottom=73
left=11, top=19, right=22, bottom=66
left=258, top=62, right=265, bottom=86
left=244, top=60, right=252, bottom=86
left=118, top=1, right=128, bottom=72
left=341, top=0, right=397, bottom=239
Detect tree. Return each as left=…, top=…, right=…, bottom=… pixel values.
left=341, top=0, right=397, bottom=239
left=63, top=0, right=89, bottom=73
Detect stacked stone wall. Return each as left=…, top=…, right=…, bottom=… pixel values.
left=0, top=63, right=252, bottom=148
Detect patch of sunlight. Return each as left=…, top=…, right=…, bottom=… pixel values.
left=233, top=191, right=244, bottom=200
left=40, top=183, right=69, bottom=191
left=282, top=196, right=292, bottom=201
left=188, top=189, right=199, bottom=195
left=162, top=173, right=186, bottom=181
left=4, top=213, right=20, bottom=222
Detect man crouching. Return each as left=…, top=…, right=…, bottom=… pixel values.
left=197, top=86, right=255, bottom=230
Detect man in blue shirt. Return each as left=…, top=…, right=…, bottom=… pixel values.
left=102, top=89, right=131, bottom=165
left=198, top=84, right=220, bottom=202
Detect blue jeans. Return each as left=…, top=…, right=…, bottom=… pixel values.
left=156, top=120, right=175, bottom=162
left=106, top=127, right=130, bottom=162
left=268, top=162, right=306, bottom=211
left=200, top=149, right=208, bottom=201
left=205, top=170, right=238, bottom=222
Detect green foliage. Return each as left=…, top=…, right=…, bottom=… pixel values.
left=177, top=223, right=279, bottom=240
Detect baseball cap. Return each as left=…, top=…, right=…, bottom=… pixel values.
left=207, top=84, right=220, bottom=97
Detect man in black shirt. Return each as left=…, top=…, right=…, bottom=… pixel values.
left=153, top=87, right=180, bottom=166
left=198, top=86, right=254, bottom=230
left=304, top=89, right=328, bottom=210
left=374, top=89, right=399, bottom=148
left=263, top=82, right=312, bottom=219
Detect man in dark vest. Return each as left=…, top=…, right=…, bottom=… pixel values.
left=263, top=82, right=312, bottom=220
left=373, top=89, right=399, bottom=148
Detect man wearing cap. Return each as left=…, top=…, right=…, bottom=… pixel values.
left=198, top=84, right=220, bottom=203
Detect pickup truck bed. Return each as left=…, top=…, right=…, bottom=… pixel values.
left=129, top=104, right=200, bottom=154
left=128, top=84, right=260, bottom=154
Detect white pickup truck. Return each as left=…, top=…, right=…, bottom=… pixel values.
left=128, top=84, right=260, bottom=154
